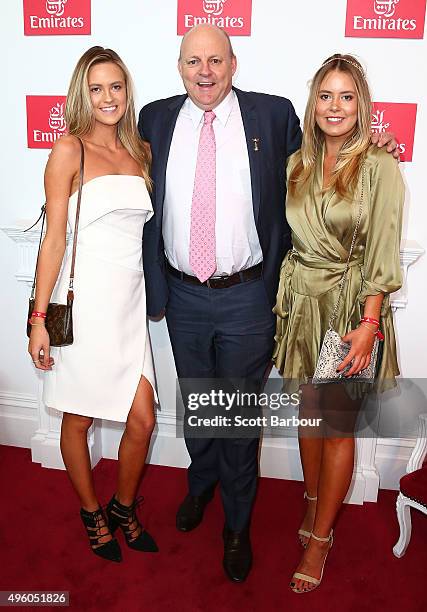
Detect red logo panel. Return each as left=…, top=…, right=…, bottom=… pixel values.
left=23, top=0, right=91, bottom=36
left=26, top=96, right=67, bottom=149
left=346, top=0, right=426, bottom=39
left=177, top=0, right=252, bottom=36
left=371, top=102, right=417, bottom=162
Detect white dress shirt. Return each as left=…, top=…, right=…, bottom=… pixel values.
left=163, top=90, right=263, bottom=277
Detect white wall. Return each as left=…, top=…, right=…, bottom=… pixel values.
left=1, top=1, right=426, bottom=496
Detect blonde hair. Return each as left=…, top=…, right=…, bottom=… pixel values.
left=289, top=54, right=372, bottom=199
left=65, top=46, right=152, bottom=189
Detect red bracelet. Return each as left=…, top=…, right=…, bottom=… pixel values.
left=360, top=316, right=379, bottom=327
left=359, top=323, right=384, bottom=341
left=31, top=311, right=46, bottom=319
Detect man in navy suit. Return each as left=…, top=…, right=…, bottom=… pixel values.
left=138, top=25, right=395, bottom=582
left=139, top=24, right=301, bottom=582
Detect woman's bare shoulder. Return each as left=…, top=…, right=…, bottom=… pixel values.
left=46, top=135, right=82, bottom=178
left=51, top=134, right=82, bottom=158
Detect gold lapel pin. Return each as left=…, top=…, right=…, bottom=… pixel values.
left=252, top=138, right=260, bottom=152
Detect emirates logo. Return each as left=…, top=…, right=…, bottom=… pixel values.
left=48, top=102, right=67, bottom=132
left=374, top=0, right=400, bottom=18
left=371, top=109, right=391, bottom=133
left=202, top=0, right=227, bottom=16
left=177, top=0, right=251, bottom=36
left=46, top=0, right=68, bottom=17
left=26, top=95, right=67, bottom=149
left=23, top=0, right=91, bottom=36
left=371, top=102, right=418, bottom=161
left=346, top=0, right=425, bottom=39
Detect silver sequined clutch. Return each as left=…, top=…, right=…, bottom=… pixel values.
left=312, top=165, right=381, bottom=385
left=312, top=328, right=379, bottom=384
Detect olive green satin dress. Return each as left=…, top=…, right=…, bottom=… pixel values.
left=273, top=146, right=404, bottom=391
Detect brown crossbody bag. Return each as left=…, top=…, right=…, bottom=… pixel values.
left=26, top=138, right=85, bottom=346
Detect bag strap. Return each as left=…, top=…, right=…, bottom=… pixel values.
left=27, top=137, right=85, bottom=301
left=69, top=138, right=85, bottom=296
left=329, top=163, right=366, bottom=329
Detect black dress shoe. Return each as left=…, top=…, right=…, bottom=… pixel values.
left=223, top=525, right=252, bottom=582
left=176, top=486, right=215, bottom=532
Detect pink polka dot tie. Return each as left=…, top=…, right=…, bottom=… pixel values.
left=189, top=110, right=217, bottom=282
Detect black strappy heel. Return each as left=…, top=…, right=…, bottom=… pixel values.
left=80, top=507, right=122, bottom=562
left=106, top=495, right=158, bottom=552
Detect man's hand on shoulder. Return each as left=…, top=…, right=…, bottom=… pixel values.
left=371, top=131, right=400, bottom=160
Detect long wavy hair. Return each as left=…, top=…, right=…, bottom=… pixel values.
left=289, top=54, right=372, bottom=199
left=65, top=46, right=152, bottom=189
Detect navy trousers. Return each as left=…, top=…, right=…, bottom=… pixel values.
left=166, top=272, right=275, bottom=531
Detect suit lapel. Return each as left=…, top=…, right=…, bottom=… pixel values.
left=155, top=94, right=187, bottom=227
left=234, top=87, right=261, bottom=224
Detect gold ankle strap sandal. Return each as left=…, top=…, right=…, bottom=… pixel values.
left=291, top=529, right=334, bottom=593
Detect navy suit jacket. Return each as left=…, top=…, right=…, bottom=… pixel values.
left=138, top=87, right=302, bottom=317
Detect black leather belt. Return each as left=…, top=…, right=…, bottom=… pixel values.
left=166, top=261, right=263, bottom=288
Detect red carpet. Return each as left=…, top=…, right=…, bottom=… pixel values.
left=1, top=445, right=426, bottom=611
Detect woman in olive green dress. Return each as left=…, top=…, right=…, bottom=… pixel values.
left=273, top=54, right=404, bottom=593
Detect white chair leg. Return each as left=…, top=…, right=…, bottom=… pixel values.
left=393, top=493, right=412, bottom=558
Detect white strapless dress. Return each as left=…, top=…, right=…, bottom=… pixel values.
left=43, top=175, right=157, bottom=422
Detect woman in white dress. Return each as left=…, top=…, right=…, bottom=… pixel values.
left=28, top=47, right=158, bottom=562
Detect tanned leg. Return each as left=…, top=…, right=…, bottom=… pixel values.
left=292, top=385, right=361, bottom=592
left=60, top=412, right=98, bottom=510
left=116, top=376, right=155, bottom=506
left=61, top=412, right=112, bottom=546
left=297, top=383, right=323, bottom=546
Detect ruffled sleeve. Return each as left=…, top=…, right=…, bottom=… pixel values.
left=359, top=149, right=404, bottom=308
